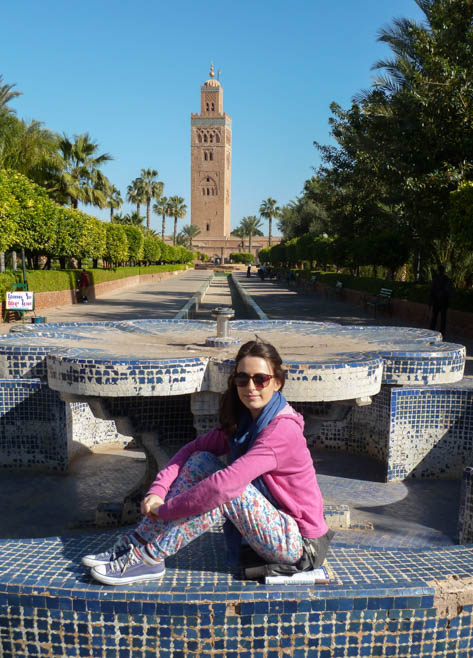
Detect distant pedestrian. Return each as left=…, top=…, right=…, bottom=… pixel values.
left=429, top=265, right=453, bottom=335
left=247, top=265, right=251, bottom=278
left=78, top=269, right=91, bottom=303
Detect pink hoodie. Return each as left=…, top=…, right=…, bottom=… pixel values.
left=147, top=404, right=328, bottom=539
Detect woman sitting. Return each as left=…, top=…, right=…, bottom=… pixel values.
left=82, top=340, right=332, bottom=585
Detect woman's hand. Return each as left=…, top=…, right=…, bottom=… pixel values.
left=141, top=494, right=165, bottom=519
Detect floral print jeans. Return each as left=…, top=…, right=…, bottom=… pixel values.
left=136, top=451, right=304, bottom=565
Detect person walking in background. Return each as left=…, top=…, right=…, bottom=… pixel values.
left=429, top=265, right=453, bottom=336
left=82, top=340, right=332, bottom=585
left=78, top=269, right=91, bottom=303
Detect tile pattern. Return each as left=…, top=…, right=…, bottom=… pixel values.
left=0, top=380, right=66, bottom=471
left=2, top=529, right=473, bottom=657
left=459, top=466, right=473, bottom=544
left=1, top=317, right=472, bottom=655
left=0, top=321, right=466, bottom=400
left=297, top=380, right=473, bottom=483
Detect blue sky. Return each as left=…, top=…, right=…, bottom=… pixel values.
left=2, top=0, right=425, bottom=236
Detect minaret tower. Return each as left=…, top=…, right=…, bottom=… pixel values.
left=191, top=64, right=232, bottom=238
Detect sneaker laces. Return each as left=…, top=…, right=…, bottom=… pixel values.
left=109, top=546, right=142, bottom=575
left=107, top=536, right=130, bottom=561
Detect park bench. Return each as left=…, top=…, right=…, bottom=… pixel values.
left=327, top=280, right=344, bottom=299
left=366, top=287, right=393, bottom=317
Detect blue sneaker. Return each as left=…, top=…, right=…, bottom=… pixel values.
left=81, top=535, right=132, bottom=568
left=91, top=545, right=165, bottom=585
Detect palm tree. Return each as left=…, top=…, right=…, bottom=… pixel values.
left=180, top=224, right=201, bottom=250
left=230, top=226, right=247, bottom=251
left=0, top=76, right=22, bottom=113
left=167, top=196, right=187, bottom=245
left=138, top=168, right=164, bottom=230
left=0, top=117, right=61, bottom=186
left=107, top=185, right=122, bottom=220
left=238, top=216, right=263, bottom=254
left=127, top=177, right=145, bottom=216
left=259, top=198, right=280, bottom=247
left=153, top=196, right=172, bottom=241
left=54, top=133, right=113, bottom=209
left=112, top=211, right=144, bottom=226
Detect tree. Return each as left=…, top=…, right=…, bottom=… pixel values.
left=138, top=168, right=163, bottom=230
left=0, top=172, right=19, bottom=253
left=0, top=117, right=61, bottom=188
left=3, top=169, right=58, bottom=263
left=230, top=226, right=246, bottom=251
left=306, top=0, right=473, bottom=282
left=104, top=224, right=128, bottom=265
left=259, top=198, right=280, bottom=246
left=153, top=195, right=171, bottom=241
left=0, top=75, right=22, bottom=114
left=53, top=133, right=113, bottom=209
left=179, top=224, right=201, bottom=250
left=107, top=185, right=122, bottom=221
left=127, top=177, right=144, bottom=216
left=167, top=196, right=187, bottom=245
left=112, top=211, right=144, bottom=226
left=235, top=216, right=263, bottom=254
left=122, top=225, right=144, bottom=264
left=143, top=236, right=161, bottom=264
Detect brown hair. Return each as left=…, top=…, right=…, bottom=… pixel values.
left=219, top=340, right=286, bottom=435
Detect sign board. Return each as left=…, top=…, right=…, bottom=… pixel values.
left=6, top=291, right=34, bottom=311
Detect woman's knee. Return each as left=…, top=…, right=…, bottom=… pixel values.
left=184, top=451, right=222, bottom=472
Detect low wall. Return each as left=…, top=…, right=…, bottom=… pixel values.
left=315, top=281, right=473, bottom=339
left=2, top=531, right=473, bottom=657
left=1, top=269, right=186, bottom=320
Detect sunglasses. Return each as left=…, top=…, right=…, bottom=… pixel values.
left=234, top=372, right=274, bottom=389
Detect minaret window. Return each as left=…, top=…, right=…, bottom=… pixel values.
left=206, top=102, right=210, bottom=111
left=209, top=151, right=213, bottom=161
left=204, top=152, right=208, bottom=161
left=204, top=134, right=208, bottom=143
left=209, top=134, right=213, bottom=143
left=215, top=133, right=220, bottom=143
left=206, top=223, right=210, bottom=231
left=211, top=102, right=215, bottom=111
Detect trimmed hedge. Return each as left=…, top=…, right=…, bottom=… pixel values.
left=0, top=264, right=188, bottom=299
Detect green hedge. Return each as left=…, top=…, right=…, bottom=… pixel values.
left=0, top=264, right=188, bottom=299
left=296, top=270, right=473, bottom=314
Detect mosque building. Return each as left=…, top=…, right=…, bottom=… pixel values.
left=190, top=65, right=279, bottom=263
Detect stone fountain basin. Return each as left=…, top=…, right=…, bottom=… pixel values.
left=0, top=320, right=465, bottom=401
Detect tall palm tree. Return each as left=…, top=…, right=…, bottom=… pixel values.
left=167, top=196, right=187, bottom=245
left=127, top=178, right=144, bottom=216
left=153, top=195, right=171, bottom=241
left=107, top=185, right=123, bottom=220
left=180, top=224, right=201, bottom=250
left=230, top=226, right=247, bottom=251
left=259, top=198, right=280, bottom=247
left=54, top=133, right=113, bottom=208
left=238, top=216, right=263, bottom=254
left=139, top=168, right=164, bottom=230
left=0, top=75, right=22, bottom=113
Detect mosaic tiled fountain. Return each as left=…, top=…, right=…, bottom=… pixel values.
left=2, top=317, right=473, bottom=657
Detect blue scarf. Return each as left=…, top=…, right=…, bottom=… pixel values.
left=225, top=390, right=287, bottom=566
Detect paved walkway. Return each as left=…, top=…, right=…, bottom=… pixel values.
left=2, top=268, right=469, bottom=548
left=233, top=271, right=473, bottom=375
